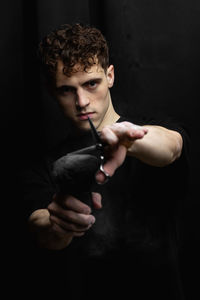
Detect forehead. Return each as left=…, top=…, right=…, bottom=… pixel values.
left=55, top=60, right=105, bottom=86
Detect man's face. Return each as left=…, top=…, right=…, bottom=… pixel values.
left=53, top=61, right=114, bottom=131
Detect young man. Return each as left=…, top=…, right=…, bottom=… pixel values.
left=23, top=24, right=189, bottom=299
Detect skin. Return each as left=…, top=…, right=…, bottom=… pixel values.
left=28, top=61, right=183, bottom=250
left=53, top=61, right=120, bottom=131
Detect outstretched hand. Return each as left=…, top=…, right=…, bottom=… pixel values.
left=95, top=122, right=148, bottom=183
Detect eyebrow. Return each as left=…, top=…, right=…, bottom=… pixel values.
left=56, top=77, right=103, bottom=89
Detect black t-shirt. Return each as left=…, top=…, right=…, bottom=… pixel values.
left=20, top=115, right=190, bottom=299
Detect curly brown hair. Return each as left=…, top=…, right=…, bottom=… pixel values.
left=38, top=23, right=109, bottom=82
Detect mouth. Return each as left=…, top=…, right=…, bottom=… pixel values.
left=77, top=112, right=95, bottom=120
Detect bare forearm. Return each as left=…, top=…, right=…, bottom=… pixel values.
left=127, top=126, right=183, bottom=167
left=28, top=209, right=73, bottom=250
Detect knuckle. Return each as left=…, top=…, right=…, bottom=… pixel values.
left=83, top=206, right=91, bottom=214
left=81, top=216, right=89, bottom=226
left=65, top=210, right=74, bottom=221
left=80, top=214, right=91, bottom=226
left=63, top=196, right=73, bottom=207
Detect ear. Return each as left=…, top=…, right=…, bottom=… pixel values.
left=106, top=65, right=114, bottom=88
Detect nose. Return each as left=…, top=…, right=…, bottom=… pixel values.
left=75, top=88, right=90, bottom=108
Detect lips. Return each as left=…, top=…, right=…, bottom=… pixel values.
left=77, top=112, right=95, bottom=120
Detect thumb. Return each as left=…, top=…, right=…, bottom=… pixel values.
left=95, top=144, right=127, bottom=184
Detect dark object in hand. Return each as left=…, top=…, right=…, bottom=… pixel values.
left=51, top=152, right=100, bottom=205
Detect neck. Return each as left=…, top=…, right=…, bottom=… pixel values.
left=97, top=95, right=120, bottom=131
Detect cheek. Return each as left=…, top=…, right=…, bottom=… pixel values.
left=100, top=90, right=110, bottom=112
left=57, top=98, right=74, bottom=116
left=94, top=86, right=109, bottom=105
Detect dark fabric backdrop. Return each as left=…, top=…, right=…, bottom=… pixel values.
left=1, top=0, right=199, bottom=298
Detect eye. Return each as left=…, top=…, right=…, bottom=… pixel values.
left=85, top=79, right=100, bottom=90
left=87, top=80, right=98, bottom=89
left=57, top=86, right=75, bottom=95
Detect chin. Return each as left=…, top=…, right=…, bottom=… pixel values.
left=76, top=120, right=91, bottom=132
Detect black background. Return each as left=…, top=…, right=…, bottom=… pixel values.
left=1, top=1, right=199, bottom=298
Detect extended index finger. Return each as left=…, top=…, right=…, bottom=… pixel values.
left=100, top=122, right=148, bottom=147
